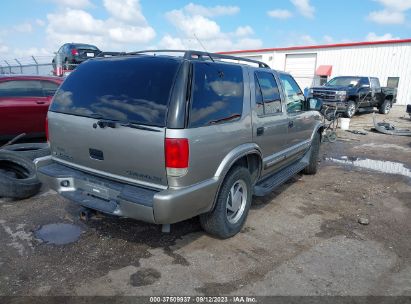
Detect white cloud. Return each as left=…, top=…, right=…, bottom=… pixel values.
left=35, top=19, right=46, bottom=27
left=234, top=26, right=254, bottom=37
left=13, top=22, right=33, bottom=33
left=375, top=0, right=411, bottom=11
left=161, top=4, right=261, bottom=52
left=300, top=34, right=316, bottom=44
left=165, top=10, right=221, bottom=40
left=183, top=3, right=240, bottom=17
left=49, top=0, right=92, bottom=9
left=0, top=39, right=9, bottom=54
left=45, top=3, right=156, bottom=52
left=367, top=0, right=411, bottom=24
left=108, top=25, right=155, bottom=44
left=366, top=32, right=400, bottom=41
left=268, top=9, right=293, bottom=19
left=368, top=9, right=405, bottom=24
left=323, top=35, right=334, bottom=44
left=103, top=0, right=147, bottom=24
left=291, top=0, right=315, bottom=18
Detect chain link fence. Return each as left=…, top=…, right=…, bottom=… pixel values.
left=0, top=55, right=56, bottom=76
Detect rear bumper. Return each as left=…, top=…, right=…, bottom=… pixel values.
left=35, top=157, right=219, bottom=224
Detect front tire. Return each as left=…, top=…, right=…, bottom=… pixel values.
left=379, top=99, right=391, bottom=114
left=344, top=101, right=357, bottom=118
left=303, top=132, right=321, bottom=175
left=200, top=166, right=252, bottom=239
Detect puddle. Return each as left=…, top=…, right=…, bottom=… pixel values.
left=35, top=223, right=83, bottom=245
left=327, top=157, right=411, bottom=178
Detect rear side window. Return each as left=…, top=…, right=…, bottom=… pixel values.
left=42, top=81, right=59, bottom=96
left=50, top=56, right=181, bottom=127
left=0, top=80, right=43, bottom=97
left=255, top=71, right=282, bottom=115
left=189, top=62, right=244, bottom=128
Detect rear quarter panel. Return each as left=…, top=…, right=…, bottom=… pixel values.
left=166, top=67, right=253, bottom=188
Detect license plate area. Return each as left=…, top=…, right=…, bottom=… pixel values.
left=86, top=52, right=95, bottom=57
left=83, top=183, right=109, bottom=200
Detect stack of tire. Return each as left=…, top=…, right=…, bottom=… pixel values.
left=0, top=143, right=50, bottom=199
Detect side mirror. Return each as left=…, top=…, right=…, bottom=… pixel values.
left=307, top=98, right=322, bottom=111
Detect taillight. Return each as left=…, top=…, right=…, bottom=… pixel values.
left=45, top=116, right=49, bottom=142
left=71, top=49, right=78, bottom=56
left=165, top=138, right=189, bottom=177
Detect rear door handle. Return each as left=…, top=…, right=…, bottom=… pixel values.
left=288, top=120, right=294, bottom=128
left=256, top=127, right=265, bottom=136
left=36, top=101, right=46, bottom=105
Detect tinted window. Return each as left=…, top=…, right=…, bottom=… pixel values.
left=279, top=74, right=304, bottom=113
left=370, top=78, right=380, bottom=89
left=255, top=71, right=282, bottom=115
left=387, top=77, right=399, bottom=88
left=50, top=56, right=180, bottom=127
left=358, top=77, right=370, bottom=87
left=254, top=75, right=264, bottom=116
left=189, top=62, right=243, bottom=127
left=326, top=77, right=361, bottom=87
left=42, top=81, right=60, bottom=96
left=0, top=80, right=43, bottom=97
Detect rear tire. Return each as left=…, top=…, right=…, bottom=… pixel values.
left=200, top=167, right=252, bottom=239
left=1, top=143, right=50, bottom=161
left=379, top=99, right=391, bottom=114
left=344, top=101, right=356, bottom=118
left=303, top=132, right=321, bottom=175
left=0, top=152, right=41, bottom=199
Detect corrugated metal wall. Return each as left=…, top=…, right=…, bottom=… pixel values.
left=239, top=42, right=411, bottom=105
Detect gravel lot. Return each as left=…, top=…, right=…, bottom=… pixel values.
left=0, top=106, right=410, bottom=297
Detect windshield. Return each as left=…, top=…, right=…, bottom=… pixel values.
left=49, top=56, right=181, bottom=127
left=325, top=77, right=361, bottom=87
left=74, top=44, right=99, bottom=51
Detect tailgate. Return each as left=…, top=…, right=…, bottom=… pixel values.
left=47, top=56, right=182, bottom=189
left=48, top=112, right=167, bottom=188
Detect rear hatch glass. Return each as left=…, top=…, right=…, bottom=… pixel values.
left=48, top=56, right=181, bottom=188
left=50, top=56, right=180, bottom=126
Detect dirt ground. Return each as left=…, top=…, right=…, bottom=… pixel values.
left=0, top=106, right=410, bottom=297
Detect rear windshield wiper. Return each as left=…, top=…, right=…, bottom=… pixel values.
left=91, top=115, right=161, bottom=132
left=119, top=122, right=161, bottom=132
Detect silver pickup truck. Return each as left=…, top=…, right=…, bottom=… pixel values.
left=35, top=50, right=323, bottom=238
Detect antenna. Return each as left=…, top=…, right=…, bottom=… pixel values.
left=193, top=33, right=215, bottom=62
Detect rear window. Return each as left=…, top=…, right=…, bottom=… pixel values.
left=0, top=80, right=43, bottom=97
left=50, top=56, right=181, bottom=127
left=189, top=62, right=244, bottom=128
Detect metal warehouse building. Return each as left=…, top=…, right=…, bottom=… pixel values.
left=221, top=39, right=411, bottom=106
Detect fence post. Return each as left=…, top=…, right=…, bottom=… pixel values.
left=15, top=59, right=23, bottom=74
left=4, top=60, right=11, bottom=74
left=32, top=56, right=39, bottom=75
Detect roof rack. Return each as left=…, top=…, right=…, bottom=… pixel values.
left=96, top=51, right=126, bottom=58
left=127, top=50, right=270, bottom=68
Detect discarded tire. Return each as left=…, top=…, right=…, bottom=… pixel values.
left=1, top=143, right=50, bottom=161
left=0, top=151, right=41, bottom=199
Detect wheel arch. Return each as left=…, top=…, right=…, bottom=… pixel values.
left=209, top=144, right=263, bottom=211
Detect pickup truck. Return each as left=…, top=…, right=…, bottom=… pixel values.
left=310, top=76, right=397, bottom=118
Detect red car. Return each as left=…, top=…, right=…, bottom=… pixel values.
left=0, top=75, right=63, bottom=139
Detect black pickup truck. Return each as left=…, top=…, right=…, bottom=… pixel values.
left=310, top=76, right=397, bottom=118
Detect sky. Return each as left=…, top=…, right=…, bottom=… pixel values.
left=0, top=0, right=410, bottom=61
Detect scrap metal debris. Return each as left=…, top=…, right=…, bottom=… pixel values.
left=373, top=114, right=411, bottom=136
left=346, top=130, right=368, bottom=135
